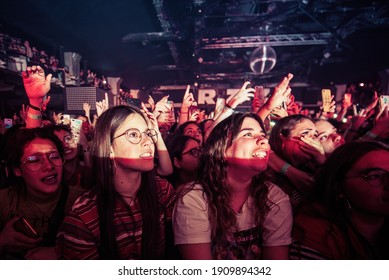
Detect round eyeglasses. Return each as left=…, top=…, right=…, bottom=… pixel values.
left=63, top=135, right=74, bottom=144
left=345, top=169, right=389, bottom=188
left=182, top=147, right=202, bottom=158
left=113, top=128, right=158, bottom=144
left=20, top=151, right=65, bottom=172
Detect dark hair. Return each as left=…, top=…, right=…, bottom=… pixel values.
left=90, top=105, right=160, bottom=259
left=46, top=123, right=72, bottom=134
left=306, top=141, right=389, bottom=257
left=165, top=135, right=199, bottom=187
left=314, top=141, right=389, bottom=208
left=3, top=127, right=64, bottom=196
left=269, top=115, right=313, bottom=161
left=176, top=121, right=202, bottom=136
left=199, top=112, right=270, bottom=239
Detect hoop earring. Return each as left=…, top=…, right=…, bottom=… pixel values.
left=337, top=196, right=352, bottom=210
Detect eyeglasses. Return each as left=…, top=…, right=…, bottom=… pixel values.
left=63, top=135, right=74, bottom=144
left=182, top=147, right=202, bottom=158
left=113, top=128, right=158, bottom=144
left=20, top=151, right=65, bottom=172
left=345, top=169, right=389, bottom=188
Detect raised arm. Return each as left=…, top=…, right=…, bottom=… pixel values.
left=22, top=65, right=52, bottom=128
left=257, top=73, right=293, bottom=122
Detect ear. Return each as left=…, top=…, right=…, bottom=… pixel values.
left=13, top=167, right=22, bottom=177
left=173, top=157, right=181, bottom=169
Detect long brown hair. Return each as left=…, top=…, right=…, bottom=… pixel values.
left=200, top=112, right=270, bottom=239
left=90, top=105, right=160, bottom=259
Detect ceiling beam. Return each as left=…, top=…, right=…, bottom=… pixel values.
left=201, top=32, right=332, bottom=49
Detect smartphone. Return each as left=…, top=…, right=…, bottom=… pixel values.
left=70, top=118, right=83, bottom=145
left=4, top=118, right=13, bottom=129
left=214, top=97, right=225, bottom=118
left=126, top=98, right=142, bottom=108
left=379, top=95, right=389, bottom=110
left=321, top=89, right=332, bottom=112
left=189, top=101, right=199, bottom=116
left=14, top=217, right=39, bottom=239
left=167, top=101, right=176, bottom=123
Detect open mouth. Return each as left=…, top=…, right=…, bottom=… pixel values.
left=139, top=152, right=153, bottom=159
left=41, top=174, right=58, bottom=184
left=253, top=150, right=267, bottom=159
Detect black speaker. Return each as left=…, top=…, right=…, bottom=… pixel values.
left=64, top=87, right=113, bottom=113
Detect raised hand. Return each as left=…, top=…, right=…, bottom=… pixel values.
left=83, top=102, right=91, bottom=114
left=181, top=85, right=194, bottom=111
left=265, top=73, right=293, bottom=111
left=22, top=65, right=52, bottom=102
left=148, top=95, right=156, bottom=112
left=96, top=92, right=109, bottom=117
left=299, top=135, right=326, bottom=165
left=20, top=104, right=28, bottom=123
left=141, top=102, right=160, bottom=141
left=226, top=81, right=255, bottom=109
left=41, top=96, right=51, bottom=112
left=153, top=96, right=171, bottom=119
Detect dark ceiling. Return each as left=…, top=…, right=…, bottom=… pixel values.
left=1, top=0, right=389, bottom=90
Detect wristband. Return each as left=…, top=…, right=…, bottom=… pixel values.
left=27, top=112, right=42, bottom=120
left=28, top=103, right=42, bottom=112
left=280, top=163, right=291, bottom=175
left=365, top=131, right=378, bottom=139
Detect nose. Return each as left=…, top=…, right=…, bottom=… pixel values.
left=256, top=135, right=269, bottom=146
left=332, top=133, right=342, bottom=143
left=141, top=132, right=153, bottom=146
left=307, top=131, right=316, bottom=139
left=41, top=155, right=55, bottom=171
left=62, top=140, right=70, bottom=149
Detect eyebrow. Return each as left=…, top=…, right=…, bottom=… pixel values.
left=240, top=127, right=265, bottom=134
left=318, top=127, right=337, bottom=136
left=300, top=128, right=318, bottom=134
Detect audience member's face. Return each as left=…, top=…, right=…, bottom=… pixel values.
left=316, top=120, right=345, bottom=156
left=342, top=150, right=389, bottom=216
left=111, top=113, right=155, bottom=172
left=282, top=119, right=319, bottom=167
left=53, top=129, right=78, bottom=162
left=175, top=139, right=201, bottom=173
left=183, top=124, right=203, bottom=146
left=15, top=138, right=63, bottom=197
left=225, top=117, right=269, bottom=178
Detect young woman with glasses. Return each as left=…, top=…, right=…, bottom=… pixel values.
left=0, top=127, right=84, bottom=259
left=173, top=112, right=292, bottom=259
left=166, top=135, right=202, bottom=189
left=46, top=124, right=92, bottom=189
left=56, top=105, right=175, bottom=259
left=290, top=141, right=389, bottom=259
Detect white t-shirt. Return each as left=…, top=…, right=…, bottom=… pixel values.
left=173, top=181, right=293, bottom=259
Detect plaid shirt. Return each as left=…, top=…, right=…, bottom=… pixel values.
left=56, top=177, right=174, bottom=259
